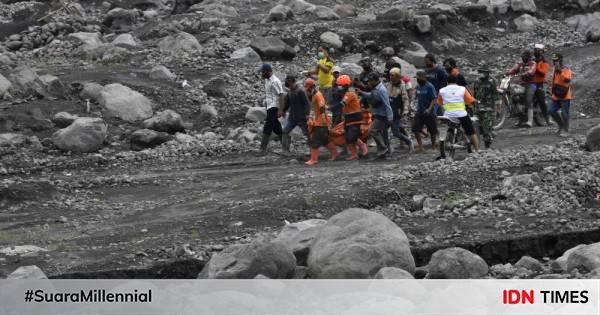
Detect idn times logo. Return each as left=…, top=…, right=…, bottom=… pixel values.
left=503, top=290, right=589, bottom=305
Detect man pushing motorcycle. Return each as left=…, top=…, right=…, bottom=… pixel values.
left=505, top=50, right=537, bottom=128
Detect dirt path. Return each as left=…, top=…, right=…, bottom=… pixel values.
left=1, top=118, right=599, bottom=277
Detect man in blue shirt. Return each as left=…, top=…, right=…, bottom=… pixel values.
left=425, top=54, right=448, bottom=93
left=412, top=70, right=438, bottom=153
left=359, top=72, right=394, bottom=158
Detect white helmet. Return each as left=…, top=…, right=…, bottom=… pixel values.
left=534, top=43, right=545, bottom=50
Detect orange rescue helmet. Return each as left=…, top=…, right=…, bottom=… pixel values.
left=336, top=74, right=351, bottom=86
left=304, top=78, right=316, bottom=89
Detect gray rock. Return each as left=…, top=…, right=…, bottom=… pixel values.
left=203, top=77, right=227, bottom=98
left=231, top=47, right=262, bottom=63
left=427, top=247, right=489, bottom=279
left=308, top=208, right=415, bottom=278
left=265, top=4, right=294, bottom=22
left=339, top=63, right=363, bottom=77
left=414, top=15, right=432, bottom=33
left=320, top=31, right=343, bottom=49
left=192, top=3, right=238, bottom=18
left=80, top=82, right=104, bottom=102
left=373, top=267, right=414, bottom=279
left=103, top=8, right=138, bottom=29
left=6, top=41, right=22, bottom=51
left=514, top=14, right=538, bottom=32
left=376, top=7, right=414, bottom=22
left=198, top=236, right=296, bottom=279
left=246, top=107, right=267, bottom=122
left=279, top=0, right=316, bottom=15
left=510, top=0, right=536, bottom=13
left=68, top=32, right=103, bottom=55
left=112, top=33, right=138, bottom=48
left=52, top=112, right=79, bottom=128
left=143, top=109, right=187, bottom=134
left=158, top=32, right=201, bottom=54
left=275, top=219, right=327, bottom=264
left=39, top=74, right=66, bottom=99
left=403, top=42, right=429, bottom=68
left=149, top=65, right=176, bottom=81
left=311, top=5, right=339, bottom=20
left=586, top=124, right=600, bottom=151
left=249, top=37, right=296, bottom=59
left=515, top=256, right=544, bottom=272
left=0, top=133, right=28, bottom=147
left=98, top=83, right=153, bottom=122
left=52, top=117, right=107, bottom=153
left=0, top=73, right=12, bottom=97
left=130, top=128, right=173, bottom=151
left=478, top=0, right=510, bottom=14
left=423, top=198, right=443, bottom=214
left=552, top=244, right=587, bottom=272
left=200, top=103, right=218, bottom=119
left=7, top=265, right=47, bottom=279
left=333, top=4, right=356, bottom=17
left=412, top=194, right=427, bottom=209
left=567, top=243, right=600, bottom=272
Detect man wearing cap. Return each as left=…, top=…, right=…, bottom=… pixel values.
left=281, top=74, right=311, bottom=154
left=386, top=67, right=414, bottom=152
left=473, top=64, right=498, bottom=149
left=260, top=64, right=284, bottom=153
left=358, top=72, right=394, bottom=158
left=533, top=43, right=552, bottom=125
left=329, top=66, right=344, bottom=127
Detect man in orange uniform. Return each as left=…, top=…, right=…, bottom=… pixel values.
left=304, top=79, right=340, bottom=165
left=337, top=75, right=368, bottom=160
left=548, top=53, right=573, bottom=137
left=533, top=44, right=551, bottom=125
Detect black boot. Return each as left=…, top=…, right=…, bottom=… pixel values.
left=259, top=134, right=270, bottom=154
left=281, top=133, right=291, bottom=155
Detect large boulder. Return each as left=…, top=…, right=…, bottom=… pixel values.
left=8, top=66, right=46, bottom=97
left=98, top=84, right=153, bottom=122
left=275, top=219, right=326, bottom=264
left=130, top=128, right=173, bottom=151
left=478, top=0, right=510, bottom=14
left=510, top=0, right=536, bottom=13
left=373, top=267, right=414, bottom=279
left=339, top=63, right=363, bottom=77
left=245, top=107, right=267, bottom=122
left=567, top=242, right=600, bottom=272
left=566, top=13, right=600, bottom=42
left=279, top=0, right=316, bottom=15
left=52, top=117, right=107, bottom=153
left=427, top=247, right=489, bottom=279
left=249, top=37, right=296, bottom=60
left=311, top=6, right=339, bottom=20
left=149, top=65, right=176, bottom=81
left=80, top=82, right=104, bottom=101
left=231, top=47, right=262, bottom=63
left=403, top=42, right=429, bottom=68
left=7, top=265, right=47, bottom=279
left=307, top=208, right=415, bottom=278
left=52, top=112, right=79, bottom=128
left=103, top=8, right=138, bottom=29
left=333, top=4, right=356, bottom=17
left=320, top=31, right=343, bottom=49
left=39, top=74, right=67, bottom=99
left=198, top=237, right=296, bottom=279
left=376, top=7, right=414, bottom=22
left=68, top=32, right=103, bottom=55
left=0, top=73, right=12, bottom=97
left=158, top=32, right=201, bottom=54
left=414, top=15, right=432, bottom=33
left=203, top=77, right=227, bottom=98
left=586, top=124, right=600, bottom=151
left=551, top=244, right=587, bottom=272
left=112, top=33, right=138, bottom=48
left=143, top=110, right=187, bottom=134
left=514, top=14, right=538, bottom=32
left=265, top=4, right=294, bottom=22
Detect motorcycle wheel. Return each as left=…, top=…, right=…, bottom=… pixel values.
left=533, top=112, right=545, bottom=127
left=446, top=128, right=457, bottom=159
left=493, top=95, right=509, bottom=130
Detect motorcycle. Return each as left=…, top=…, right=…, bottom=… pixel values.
left=495, top=76, right=545, bottom=130
left=438, top=116, right=480, bottom=160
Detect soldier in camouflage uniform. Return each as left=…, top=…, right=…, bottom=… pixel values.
left=473, top=64, right=498, bottom=149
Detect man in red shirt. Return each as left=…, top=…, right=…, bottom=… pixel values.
left=506, top=50, right=537, bottom=127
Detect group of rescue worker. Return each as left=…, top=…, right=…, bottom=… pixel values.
left=258, top=43, right=573, bottom=166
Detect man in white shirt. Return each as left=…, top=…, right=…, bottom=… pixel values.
left=260, top=64, right=285, bottom=153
